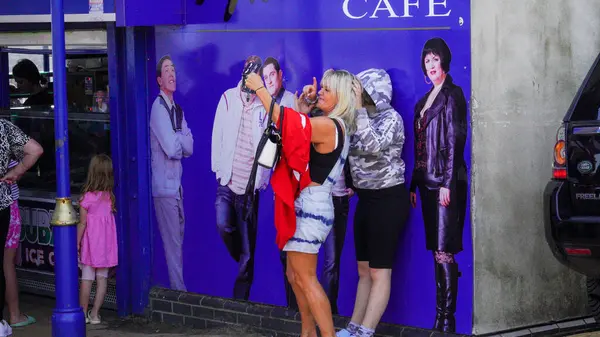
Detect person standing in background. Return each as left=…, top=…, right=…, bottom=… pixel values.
left=0, top=119, right=43, bottom=337
left=211, top=55, right=271, bottom=300
left=12, top=59, right=53, bottom=107
left=92, top=90, right=109, bottom=113
left=77, top=154, right=119, bottom=325
left=4, top=160, right=36, bottom=328
left=150, top=55, right=194, bottom=292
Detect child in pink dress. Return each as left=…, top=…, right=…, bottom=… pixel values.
left=77, top=154, right=118, bottom=325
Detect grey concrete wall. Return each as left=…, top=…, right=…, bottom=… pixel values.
left=471, top=0, right=600, bottom=334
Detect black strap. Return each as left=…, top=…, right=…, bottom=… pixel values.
left=278, top=104, right=284, bottom=134
left=158, top=95, right=182, bottom=131
left=268, top=98, right=276, bottom=126
left=243, top=101, right=285, bottom=204
left=243, top=101, right=277, bottom=220
left=245, top=100, right=276, bottom=195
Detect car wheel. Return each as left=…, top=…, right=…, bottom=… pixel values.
left=587, top=277, right=600, bottom=322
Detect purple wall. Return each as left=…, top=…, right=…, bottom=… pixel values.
left=149, top=0, right=472, bottom=333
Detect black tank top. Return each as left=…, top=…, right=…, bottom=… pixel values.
left=309, top=119, right=344, bottom=184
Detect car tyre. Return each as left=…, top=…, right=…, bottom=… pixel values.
left=587, top=277, right=600, bottom=322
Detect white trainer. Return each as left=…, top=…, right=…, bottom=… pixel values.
left=0, top=320, right=12, bottom=337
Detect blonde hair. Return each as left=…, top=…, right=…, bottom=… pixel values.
left=320, top=69, right=362, bottom=135
left=81, top=154, right=116, bottom=212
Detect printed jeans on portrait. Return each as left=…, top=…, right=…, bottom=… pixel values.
left=215, top=185, right=259, bottom=301
left=153, top=197, right=187, bottom=292
left=321, top=195, right=349, bottom=314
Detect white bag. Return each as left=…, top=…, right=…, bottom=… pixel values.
left=257, top=137, right=280, bottom=169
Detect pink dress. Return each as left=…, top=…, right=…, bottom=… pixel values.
left=79, top=191, right=118, bottom=268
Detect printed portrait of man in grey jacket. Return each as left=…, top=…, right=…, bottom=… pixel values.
left=149, top=55, right=194, bottom=292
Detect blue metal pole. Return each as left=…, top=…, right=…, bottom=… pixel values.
left=50, top=0, right=86, bottom=335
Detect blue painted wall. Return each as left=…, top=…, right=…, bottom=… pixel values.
left=146, top=0, right=472, bottom=333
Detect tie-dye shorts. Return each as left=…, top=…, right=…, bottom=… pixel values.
left=283, top=186, right=334, bottom=254
left=6, top=201, right=21, bottom=249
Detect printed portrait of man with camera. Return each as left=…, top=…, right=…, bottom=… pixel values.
left=210, top=55, right=272, bottom=300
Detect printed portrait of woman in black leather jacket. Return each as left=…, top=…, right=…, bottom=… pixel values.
left=409, top=37, right=468, bottom=334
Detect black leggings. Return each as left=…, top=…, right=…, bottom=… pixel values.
left=0, top=207, right=9, bottom=320
left=354, top=184, right=410, bottom=269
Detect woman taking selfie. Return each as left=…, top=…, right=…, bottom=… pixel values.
left=244, top=69, right=361, bottom=337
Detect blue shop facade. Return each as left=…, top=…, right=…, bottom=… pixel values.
left=2, top=1, right=586, bottom=336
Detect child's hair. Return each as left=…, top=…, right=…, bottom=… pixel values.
left=81, top=154, right=116, bottom=212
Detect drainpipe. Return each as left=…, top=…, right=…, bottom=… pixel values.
left=50, top=0, right=86, bottom=335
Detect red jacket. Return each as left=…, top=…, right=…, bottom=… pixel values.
left=271, top=107, right=312, bottom=250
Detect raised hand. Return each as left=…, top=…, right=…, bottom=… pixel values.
left=295, top=91, right=314, bottom=114
left=303, top=77, right=318, bottom=103
left=245, top=72, right=265, bottom=92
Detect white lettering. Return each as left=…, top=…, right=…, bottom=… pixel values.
left=342, top=0, right=368, bottom=19
left=26, top=248, right=34, bottom=264
left=342, top=0, right=455, bottom=20
left=402, top=0, right=419, bottom=18
left=575, top=193, right=600, bottom=200
left=37, top=249, right=45, bottom=265
left=427, top=0, right=451, bottom=17
left=370, top=0, right=400, bottom=18
left=21, top=207, right=55, bottom=246
left=26, top=248, right=45, bottom=266
left=49, top=251, right=55, bottom=266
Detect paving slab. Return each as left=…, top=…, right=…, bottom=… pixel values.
left=12, top=293, right=264, bottom=337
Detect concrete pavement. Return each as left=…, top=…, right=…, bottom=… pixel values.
left=13, top=293, right=262, bottom=337
left=11, top=293, right=600, bottom=337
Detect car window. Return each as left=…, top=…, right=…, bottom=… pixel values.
left=570, top=54, right=600, bottom=121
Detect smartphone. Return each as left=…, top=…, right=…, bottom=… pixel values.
left=241, top=61, right=262, bottom=94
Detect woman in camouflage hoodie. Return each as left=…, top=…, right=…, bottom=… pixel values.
left=336, top=68, right=409, bottom=337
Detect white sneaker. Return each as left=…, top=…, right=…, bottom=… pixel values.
left=86, top=310, right=101, bottom=325
left=0, top=320, right=12, bottom=336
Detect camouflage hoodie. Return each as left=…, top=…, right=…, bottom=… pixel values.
left=349, top=68, right=406, bottom=190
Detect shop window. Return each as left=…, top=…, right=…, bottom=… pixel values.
left=2, top=49, right=110, bottom=196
